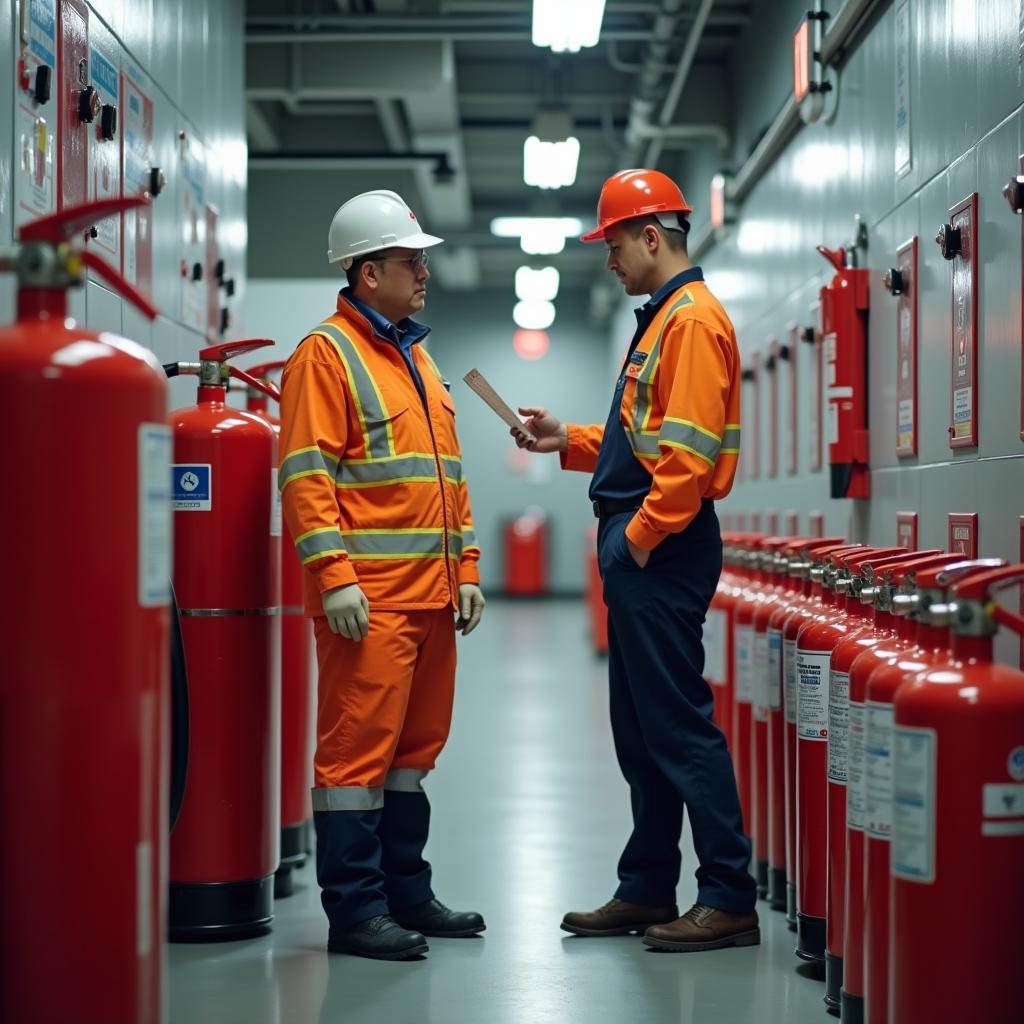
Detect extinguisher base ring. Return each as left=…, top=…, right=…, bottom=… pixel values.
left=169, top=875, right=274, bottom=942
left=795, top=912, right=827, bottom=966
left=839, top=991, right=864, bottom=1024
left=824, top=952, right=843, bottom=1012
left=768, top=867, right=787, bottom=911
left=280, top=820, right=312, bottom=867
left=754, top=859, right=769, bottom=898
left=786, top=884, right=797, bottom=931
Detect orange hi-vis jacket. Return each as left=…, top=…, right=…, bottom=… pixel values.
left=278, top=295, right=480, bottom=615
left=563, top=279, right=741, bottom=549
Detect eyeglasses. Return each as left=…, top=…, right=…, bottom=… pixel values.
left=371, top=252, right=429, bottom=272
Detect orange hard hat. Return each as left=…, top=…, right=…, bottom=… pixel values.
left=580, top=168, right=693, bottom=243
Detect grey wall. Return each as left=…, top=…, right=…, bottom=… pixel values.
left=244, top=279, right=612, bottom=593
left=1, top=0, right=247, bottom=416
left=651, top=0, right=1024, bottom=664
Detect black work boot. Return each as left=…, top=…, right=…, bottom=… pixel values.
left=393, top=898, right=486, bottom=937
left=327, top=915, right=429, bottom=960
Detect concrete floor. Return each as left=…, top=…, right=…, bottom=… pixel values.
left=169, top=599, right=830, bottom=1024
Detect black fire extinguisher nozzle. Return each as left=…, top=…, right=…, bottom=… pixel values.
left=163, top=362, right=180, bottom=378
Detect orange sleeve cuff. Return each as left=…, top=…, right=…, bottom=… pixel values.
left=310, top=556, right=360, bottom=594
left=625, top=514, right=668, bottom=552
left=458, top=559, right=481, bottom=587
left=560, top=423, right=599, bottom=473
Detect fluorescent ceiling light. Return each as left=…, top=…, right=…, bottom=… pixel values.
left=523, top=136, right=580, bottom=190
left=513, top=300, right=556, bottom=330
left=515, top=266, right=560, bottom=302
left=491, top=217, right=584, bottom=256
left=532, top=0, right=607, bottom=53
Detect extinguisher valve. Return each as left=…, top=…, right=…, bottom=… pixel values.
left=859, top=585, right=879, bottom=605
left=891, top=592, right=920, bottom=617
left=788, top=560, right=811, bottom=578
left=923, top=601, right=958, bottom=627
left=882, top=267, right=904, bottom=295
left=809, top=566, right=826, bottom=583
left=1003, top=175, right=1024, bottom=214
left=935, top=223, right=962, bottom=260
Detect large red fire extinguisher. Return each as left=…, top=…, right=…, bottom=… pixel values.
left=891, top=563, right=1024, bottom=1024
left=0, top=198, right=168, bottom=1024
left=817, top=243, right=870, bottom=499
left=165, top=339, right=282, bottom=939
left=243, top=360, right=316, bottom=899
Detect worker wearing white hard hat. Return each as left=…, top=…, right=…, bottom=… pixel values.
left=279, top=189, right=486, bottom=961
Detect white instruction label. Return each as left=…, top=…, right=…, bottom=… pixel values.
left=703, top=609, right=727, bottom=685
left=797, top=649, right=831, bottom=741
left=828, top=671, right=851, bottom=783
left=892, top=725, right=936, bottom=883
left=752, top=632, right=769, bottom=720
left=138, top=424, right=171, bottom=607
left=983, top=783, right=1024, bottom=818
left=767, top=629, right=783, bottom=710
left=865, top=702, right=895, bottom=839
left=784, top=638, right=798, bottom=724
left=735, top=625, right=753, bottom=704
left=270, top=468, right=282, bottom=537
left=847, top=702, right=867, bottom=830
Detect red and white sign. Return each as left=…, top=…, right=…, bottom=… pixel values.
left=120, top=58, right=154, bottom=297
left=896, top=511, right=918, bottom=551
left=86, top=20, right=120, bottom=265
left=808, top=303, right=823, bottom=473
left=947, top=513, right=978, bottom=558
left=786, top=510, right=799, bottom=536
left=895, top=237, right=919, bottom=457
left=58, top=0, right=89, bottom=210
left=809, top=511, right=825, bottom=538
left=949, top=193, right=979, bottom=449
left=787, top=324, right=799, bottom=475
left=768, top=338, right=779, bottom=478
left=766, top=510, right=779, bottom=537
left=792, top=19, right=811, bottom=104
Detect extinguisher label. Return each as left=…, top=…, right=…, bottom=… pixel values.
left=892, top=725, right=937, bottom=883
left=171, top=463, right=212, bottom=511
left=865, top=702, right=895, bottom=839
left=138, top=424, right=171, bottom=607
left=783, top=639, right=798, bottom=725
left=703, top=609, right=727, bottom=685
left=982, top=783, right=1024, bottom=818
left=847, top=701, right=867, bottom=830
left=270, top=468, right=282, bottom=537
left=752, top=632, right=769, bottom=720
left=828, top=671, right=850, bottom=783
left=767, top=629, right=783, bottom=710
left=796, top=649, right=830, bottom=741
left=734, top=626, right=753, bottom=704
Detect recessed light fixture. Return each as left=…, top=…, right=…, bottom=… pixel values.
left=513, top=299, right=556, bottom=330
left=532, top=0, right=607, bottom=53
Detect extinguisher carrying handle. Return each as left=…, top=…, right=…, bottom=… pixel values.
left=919, top=559, right=1010, bottom=591
left=18, top=195, right=149, bottom=244
left=857, top=549, right=942, bottom=576
left=199, top=338, right=274, bottom=364
left=950, top=564, right=1024, bottom=601
left=877, top=551, right=974, bottom=586
left=229, top=364, right=280, bottom=403
left=78, top=249, right=158, bottom=320
left=816, top=244, right=846, bottom=273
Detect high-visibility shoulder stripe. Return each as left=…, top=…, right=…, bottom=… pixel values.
left=659, top=418, right=722, bottom=465
left=280, top=446, right=339, bottom=489
left=294, top=526, right=348, bottom=565
left=662, top=416, right=723, bottom=443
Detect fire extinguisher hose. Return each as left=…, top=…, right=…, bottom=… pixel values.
left=169, top=579, right=190, bottom=833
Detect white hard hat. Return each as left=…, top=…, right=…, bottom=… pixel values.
left=327, top=189, right=444, bottom=268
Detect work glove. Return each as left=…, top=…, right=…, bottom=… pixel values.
left=456, top=584, right=485, bottom=636
left=322, top=584, right=370, bottom=642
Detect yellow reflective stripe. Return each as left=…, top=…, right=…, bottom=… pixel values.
left=460, top=524, right=480, bottom=552
left=333, top=452, right=462, bottom=488
left=280, top=445, right=339, bottom=489
left=294, top=526, right=347, bottom=564
left=721, top=424, right=742, bottom=454
left=659, top=417, right=722, bottom=465
left=342, top=528, right=446, bottom=559
left=625, top=430, right=661, bottom=459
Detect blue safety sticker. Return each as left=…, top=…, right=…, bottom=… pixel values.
left=171, top=464, right=212, bottom=511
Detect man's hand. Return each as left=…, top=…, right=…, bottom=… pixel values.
left=322, top=584, right=370, bottom=641
left=627, top=538, right=650, bottom=569
left=456, top=584, right=486, bottom=636
left=511, top=407, right=568, bottom=453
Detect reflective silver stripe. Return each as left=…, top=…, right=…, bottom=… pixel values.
left=311, top=786, right=383, bottom=812
left=295, top=527, right=347, bottom=563
left=280, top=446, right=338, bottom=488
left=659, top=418, right=722, bottom=465
left=721, top=425, right=741, bottom=453
left=448, top=530, right=463, bottom=560
left=338, top=454, right=438, bottom=487
left=460, top=525, right=479, bottom=551
left=343, top=529, right=446, bottom=559
left=631, top=291, right=695, bottom=432
left=384, top=768, right=428, bottom=792
left=625, top=430, right=661, bottom=459
left=179, top=607, right=281, bottom=617
left=314, top=322, right=395, bottom=459
left=439, top=454, right=462, bottom=484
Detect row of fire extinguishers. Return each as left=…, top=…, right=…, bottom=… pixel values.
left=702, top=533, right=1024, bottom=1024
left=0, top=196, right=315, bottom=1024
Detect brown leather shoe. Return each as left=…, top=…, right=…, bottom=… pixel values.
left=562, top=898, right=679, bottom=937
left=642, top=903, right=760, bottom=952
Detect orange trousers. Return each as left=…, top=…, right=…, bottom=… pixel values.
left=312, top=609, right=456, bottom=798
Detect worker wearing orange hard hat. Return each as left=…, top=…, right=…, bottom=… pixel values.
left=515, top=168, right=757, bottom=953
left=279, top=189, right=486, bottom=961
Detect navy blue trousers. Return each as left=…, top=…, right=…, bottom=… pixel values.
left=598, top=502, right=755, bottom=914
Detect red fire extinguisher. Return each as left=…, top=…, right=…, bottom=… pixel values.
left=243, top=360, right=316, bottom=899
left=817, top=243, right=870, bottom=499
left=793, top=545, right=902, bottom=967
left=165, top=339, right=282, bottom=939
left=839, top=552, right=978, bottom=1023
left=891, top=563, right=1024, bottom=1024
left=0, top=197, right=168, bottom=1024
left=862, top=558, right=1009, bottom=1024
left=705, top=535, right=740, bottom=745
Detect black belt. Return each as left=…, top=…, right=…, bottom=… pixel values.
left=592, top=499, right=642, bottom=519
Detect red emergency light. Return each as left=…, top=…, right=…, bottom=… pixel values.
left=793, top=20, right=811, bottom=104
left=514, top=329, right=550, bottom=361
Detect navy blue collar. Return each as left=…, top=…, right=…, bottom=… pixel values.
left=635, top=266, right=704, bottom=322
left=341, top=288, right=431, bottom=351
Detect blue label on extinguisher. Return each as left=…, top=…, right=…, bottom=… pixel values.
left=172, top=464, right=212, bottom=511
